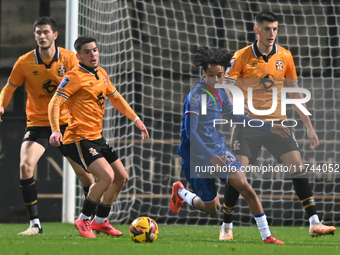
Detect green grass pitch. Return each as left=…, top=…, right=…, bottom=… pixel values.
left=0, top=223, right=338, bottom=255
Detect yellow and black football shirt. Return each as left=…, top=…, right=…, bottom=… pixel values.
left=225, top=41, right=298, bottom=120
left=7, top=46, right=78, bottom=126
left=55, top=64, right=117, bottom=144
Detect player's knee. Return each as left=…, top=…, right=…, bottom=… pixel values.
left=19, top=162, right=34, bottom=178
left=122, top=173, right=129, bottom=186
left=116, top=171, right=129, bottom=188
left=204, top=202, right=220, bottom=214
left=205, top=207, right=219, bottom=214
left=124, top=170, right=129, bottom=180
left=214, top=203, right=221, bottom=213
left=100, top=170, right=115, bottom=187
left=239, top=185, right=257, bottom=201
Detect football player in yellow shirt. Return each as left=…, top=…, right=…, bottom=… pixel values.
left=0, top=17, right=94, bottom=236
left=222, top=11, right=335, bottom=239
left=49, top=36, right=149, bottom=238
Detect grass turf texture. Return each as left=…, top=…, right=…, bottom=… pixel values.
left=0, top=223, right=338, bottom=255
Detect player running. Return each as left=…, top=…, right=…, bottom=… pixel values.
left=171, top=46, right=289, bottom=243
left=49, top=36, right=149, bottom=238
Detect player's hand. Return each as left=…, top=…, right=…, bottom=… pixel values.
left=210, top=155, right=245, bottom=179
left=210, top=155, right=228, bottom=166
left=135, top=119, right=149, bottom=139
left=307, top=127, right=319, bottom=149
left=270, top=124, right=291, bottom=138
left=49, top=131, right=63, bottom=147
left=0, top=105, right=4, bottom=123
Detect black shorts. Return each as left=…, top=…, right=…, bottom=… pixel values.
left=231, top=125, right=300, bottom=164
left=22, top=125, right=68, bottom=156
left=63, top=137, right=119, bottom=171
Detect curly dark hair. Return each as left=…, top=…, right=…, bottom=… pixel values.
left=191, top=46, right=233, bottom=72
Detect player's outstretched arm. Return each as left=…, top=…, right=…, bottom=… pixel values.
left=108, top=91, right=150, bottom=139
left=134, top=119, right=149, bottom=139
left=48, top=94, right=67, bottom=147
left=0, top=83, right=18, bottom=123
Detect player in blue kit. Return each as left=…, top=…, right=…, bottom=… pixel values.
left=170, top=46, right=290, bottom=243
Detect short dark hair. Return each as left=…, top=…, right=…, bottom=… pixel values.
left=191, top=46, right=233, bottom=72
left=255, top=11, right=278, bottom=24
left=74, top=36, right=97, bottom=53
left=33, top=16, right=57, bottom=32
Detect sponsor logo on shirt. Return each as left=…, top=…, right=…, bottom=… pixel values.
left=42, top=79, right=58, bottom=94
left=259, top=74, right=275, bottom=90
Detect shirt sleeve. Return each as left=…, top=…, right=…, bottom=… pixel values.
left=284, top=51, right=298, bottom=86
left=104, top=72, right=117, bottom=96
left=48, top=94, right=68, bottom=132
left=55, top=72, right=81, bottom=99
left=8, top=58, right=25, bottom=87
left=186, top=92, right=201, bottom=116
left=0, top=83, right=18, bottom=108
left=224, top=52, right=241, bottom=84
left=183, top=109, right=215, bottom=160
left=107, top=91, right=138, bottom=122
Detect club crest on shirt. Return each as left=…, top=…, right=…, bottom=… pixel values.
left=276, top=60, right=283, bottom=71
left=24, top=131, right=30, bottom=139
left=59, top=77, right=70, bottom=89
left=189, top=93, right=200, bottom=109
left=233, top=140, right=240, bottom=151
left=58, top=65, right=66, bottom=76
left=89, top=147, right=99, bottom=156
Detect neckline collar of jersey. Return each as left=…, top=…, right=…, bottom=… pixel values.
left=34, top=45, right=59, bottom=69
left=78, top=62, right=98, bottom=75
left=252, top=40, right=277, bottom=59
left=79, top=62, right=99, bottom=80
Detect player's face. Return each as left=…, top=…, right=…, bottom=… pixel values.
left=202, top=64, right=225, bottom=86
left=34, top=25, right=58, bottom=50
left=77, top=42, right=99, bottom=69
left=254, top=21, right=278, bottom=48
